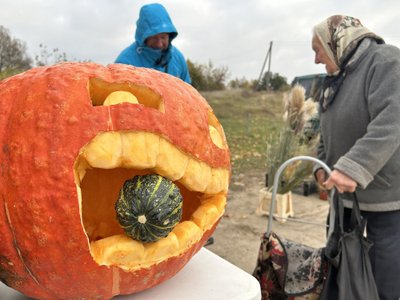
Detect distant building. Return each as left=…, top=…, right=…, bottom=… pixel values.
left=291, top=73, right=326, bottom=100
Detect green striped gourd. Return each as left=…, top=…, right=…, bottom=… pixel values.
left=115, top=174, right=183, bottom=243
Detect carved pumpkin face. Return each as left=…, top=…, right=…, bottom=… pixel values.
left=0, top=63, right=230, bottom=299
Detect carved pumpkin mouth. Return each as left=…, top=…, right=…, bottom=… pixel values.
left=73, top=91, right=229, bottom=271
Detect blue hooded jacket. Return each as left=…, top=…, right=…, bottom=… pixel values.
left=115, top=3, right=191, bottom=84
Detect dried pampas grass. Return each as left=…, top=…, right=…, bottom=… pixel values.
left=265, top=84, right=319, bottom=194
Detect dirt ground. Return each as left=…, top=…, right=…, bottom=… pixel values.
left=206, top=170, right=330, bottom=274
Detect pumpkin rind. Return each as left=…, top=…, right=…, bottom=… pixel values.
left=0, top=63, right=231, bottom=300
left=115, top=174, right=183, bottom=243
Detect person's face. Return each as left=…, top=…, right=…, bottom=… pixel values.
left=312, top=36, right=339, bottom=74
left=145, top=33, right=170, bottom=50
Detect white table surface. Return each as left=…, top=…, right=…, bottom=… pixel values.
left=0, top=247, right=261, bottom=300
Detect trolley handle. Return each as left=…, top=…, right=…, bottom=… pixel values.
left=266, top=156, right=333, bottom=235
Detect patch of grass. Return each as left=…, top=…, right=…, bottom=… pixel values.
left=201, top=89, right=286, bottom=176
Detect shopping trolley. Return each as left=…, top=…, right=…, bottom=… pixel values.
left=253, top=156, right=334, bottom=300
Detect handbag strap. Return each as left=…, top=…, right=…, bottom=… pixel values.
left=333, top=190, right=344, bottom=233
left=332, top=190, right=363, bottom=234
left=349, top=192, right=363, bottom=231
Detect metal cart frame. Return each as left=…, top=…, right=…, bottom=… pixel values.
left=266, top=156, right=335, bottom=236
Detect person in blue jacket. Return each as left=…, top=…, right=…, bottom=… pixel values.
left=115, top=3, right=191, bottom=84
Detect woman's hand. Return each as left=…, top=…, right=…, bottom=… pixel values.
left=315, top=168, right=327, bottom=186
left=323, top=169, right=357, bottom=193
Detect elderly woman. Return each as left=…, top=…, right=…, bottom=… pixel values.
left=313, top=15, right=400, bottom=300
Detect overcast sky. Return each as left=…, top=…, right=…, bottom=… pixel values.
left=2, top=0, right=400, bottom=83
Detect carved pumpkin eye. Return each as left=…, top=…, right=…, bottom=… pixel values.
left=0, top=63, right=231, bottom=299
left=208, top=111, right=227, bottom=149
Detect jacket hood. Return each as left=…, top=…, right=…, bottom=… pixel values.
left=135, top=3, right=178, bottom=46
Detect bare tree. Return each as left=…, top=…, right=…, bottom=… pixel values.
left=0, top=26, right=32, bottom=76
left=34, top=44, right=67, bottom=66
left=187, top=59, right=230, bottom=91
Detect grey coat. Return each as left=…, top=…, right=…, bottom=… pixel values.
left=318, top=40, right=400, bottom=211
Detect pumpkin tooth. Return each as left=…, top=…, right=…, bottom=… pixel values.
left=172, top=221, right=203, bottom=248
left=144, top=232, right=180, bottom=263
left=83, top=132, right=122, bottom=168
left=180, top=158, right=211, bottom=192
left=154, top=138, right=189, bottom=181
left=121, top=132, right=159, bottom=169
left=204, top=168, right=230, bottom=194
left=90, top=235, right=145, bottom=267
left=201, top=194, right=226, bottom=214
left=191, top=203, right=220, bottom=230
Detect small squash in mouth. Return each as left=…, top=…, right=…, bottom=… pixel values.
left=115, top=174, right=183, bottom=243
left=0, top=62, right=230, bottom=299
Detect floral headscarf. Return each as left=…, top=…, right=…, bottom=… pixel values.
left=313, top=15, right=384, bottom=111
left=313, top=15, right=383, bottom=72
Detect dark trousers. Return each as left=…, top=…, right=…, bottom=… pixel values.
left=343, top=208, right=400, bottom=300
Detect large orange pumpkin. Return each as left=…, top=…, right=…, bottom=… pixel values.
left=0, top=63, right=230, bottom=299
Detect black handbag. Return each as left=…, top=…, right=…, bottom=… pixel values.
left=319, top=192, right=379, bottom=300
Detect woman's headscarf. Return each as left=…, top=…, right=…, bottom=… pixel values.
left=313, top=15, right=384, bottom=111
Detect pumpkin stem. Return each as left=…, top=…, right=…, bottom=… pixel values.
left=138, top=215, right=147, bottom=224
